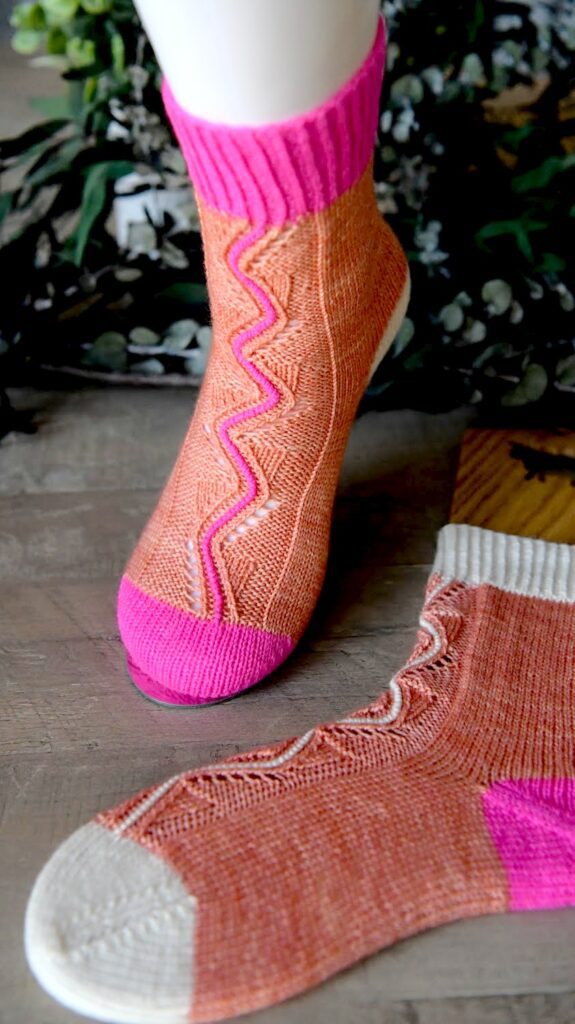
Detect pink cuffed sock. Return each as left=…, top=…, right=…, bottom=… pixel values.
left=118, top=20, right=410, bottom=704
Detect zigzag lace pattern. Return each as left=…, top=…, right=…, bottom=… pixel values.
left=197, top=224, right=282, bottom=623
left=107, top=576, right=467, bottom=840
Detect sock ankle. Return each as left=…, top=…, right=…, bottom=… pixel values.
left=117, top=18, right=409, bottom=705
left=26, top=524, right=575, bottom=1021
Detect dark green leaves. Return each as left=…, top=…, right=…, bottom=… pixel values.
left=67, top=159, right=133, bottom=265
left=513, top=155, right=575, bottom=194
left=0, top=118, right=69, bottom=161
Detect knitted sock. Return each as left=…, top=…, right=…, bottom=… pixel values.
left=26, top=524, right=575, bottom=1023
left=117, top=18, right=410, bottom=705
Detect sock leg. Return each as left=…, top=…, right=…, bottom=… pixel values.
left=26, top=525, right=575, bottom=1022
left=134, top=0, right=381, bottom=124
left=117, top=15, right=410, bottom=705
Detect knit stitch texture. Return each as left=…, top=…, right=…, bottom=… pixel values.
left=118, top=18, right=410, bottom=704
left=26, top=524, right=575, bottom=1022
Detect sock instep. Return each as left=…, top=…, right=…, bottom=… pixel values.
left=117, top=18, right=410, bottom=705
left=26, top=525, right=575, bottom=1023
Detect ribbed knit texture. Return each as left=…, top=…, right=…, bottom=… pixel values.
left=117, top=16, right=410, bottom=705
left=435, top=523, right=575, bottom=602
left=27, top=525, right=575, bottom=1022
left=162, top=19, right=386, bottom=225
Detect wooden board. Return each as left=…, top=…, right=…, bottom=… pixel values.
left=450, top=428, right=575, bottom=542
left=2, top=389, right=574, bottom=1024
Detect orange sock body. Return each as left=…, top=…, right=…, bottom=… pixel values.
left=117, top=21, right=410, bottom=705
left=26, top=525, right=575, bottom=1021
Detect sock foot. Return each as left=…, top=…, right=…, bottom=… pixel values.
left=118, top=19, right=409, bottom=704
left=119, top=576, right=294, bottom=705
left=29, top=525, right=575, bottom=1021
left=25, top=823, right=196, bottom=1024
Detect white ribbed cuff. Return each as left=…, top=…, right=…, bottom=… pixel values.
left=434, top=524, right=575, bottom=603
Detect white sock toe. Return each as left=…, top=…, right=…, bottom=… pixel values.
left=24, top=822, right=197, bottom=1024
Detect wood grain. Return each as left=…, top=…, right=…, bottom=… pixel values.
left=2, top=388, right=574, bottom=1024
left=450, top=428, right=575, bottom=542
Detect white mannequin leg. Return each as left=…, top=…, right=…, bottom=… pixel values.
left=134, top=0, right=381, bottom=125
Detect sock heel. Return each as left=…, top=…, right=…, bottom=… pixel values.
left=368, top=269, right=411, bottom=383
left=483, top=778, right=575, bottom=912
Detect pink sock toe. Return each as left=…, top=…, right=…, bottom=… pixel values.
left=118, top=576, right=295, bottom=706
left=116, top=19, right=409, bottom=702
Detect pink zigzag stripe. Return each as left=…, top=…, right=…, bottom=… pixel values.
left=200, top=225, right=280, bottom=622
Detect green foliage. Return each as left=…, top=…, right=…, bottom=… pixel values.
left=1, top=0, right=574, bottom=415
left=1, top=0, right=162, bottom=264
left=369, top=0, right=575, bottom=417
left=68, top=159, right=133, bottom=264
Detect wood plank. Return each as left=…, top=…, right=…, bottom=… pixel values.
left=8, top=389, right=575, bottom=1024
left=0, top=486, right=447, bottom=583
left=0, top=565, right=429, bottom=645
left=3, top=756, right=575, bottom=1024
left=0, top=490, right=153, bottom=582
left=1, top=628, right=416, bottom=757
left=2, top=388, right=193, bottom=496
left=3, top=390, right=470, bottom=498
left=450, top=428, right=575, bottom=542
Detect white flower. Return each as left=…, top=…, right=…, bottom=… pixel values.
left=415, top=220, right=441, bottom=251
left=415, top=220, right=448, bottom=266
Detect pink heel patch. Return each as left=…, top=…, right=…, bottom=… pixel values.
left=118, top=576, right=294, bottom=705
left=483, top=778, right=575, bottom=911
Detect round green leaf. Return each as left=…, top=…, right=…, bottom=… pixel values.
left=163, top=319, right=198, bottom=350
left=196, top=325, right=213, bottom=351
left=81, top=0, right=112, bottom=12
left=391, top=75, right=424, bottom=104
left=66, top=36, right=96, bottom=68
left=129, top=326, right=161, bottom=347
left=10, top=3, right=46, bottom=30
left=501, top=364, right=548, bottom=407
left=130, top=358, right=165, bottom=376
left=12, top=29, right=43, bottom=54
left=84, top=332, right=127, bottom=372
left=439, top=303, right=464, bottom=332
left=184, top=349, right=208, bottom=376
left=114, top=267, right=142, bottom=283
left=391, top=317, right=415, bottom=356
left=557, top=355, right=575, bottom=387
left=481, top=279, right=512, bottom=315
left=42, top=0, right=79, bottom=26
left=463, top=320, right=487, bottom=344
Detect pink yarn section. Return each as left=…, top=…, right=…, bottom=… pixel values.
left=162, top=19, right=386, bottom=225
left=200, top=225, right=280, bottom=622
left=483, top=778, right=575, bottom=911
left=118, top=576, right=294, bottom=705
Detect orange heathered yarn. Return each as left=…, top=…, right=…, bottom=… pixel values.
left=101, top=527, right=575, bottom=1020
left=117, top=19, right=411, bottom=703
left=125, top=169, right=408, bottom=637
left=26, top=526, right=575, bottom=1019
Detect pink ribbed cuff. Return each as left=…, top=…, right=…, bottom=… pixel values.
left=162, top=18, right=385, bottom=225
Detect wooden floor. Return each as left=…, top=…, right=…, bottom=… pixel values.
left=1, top=387, right=574, bottom=1024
